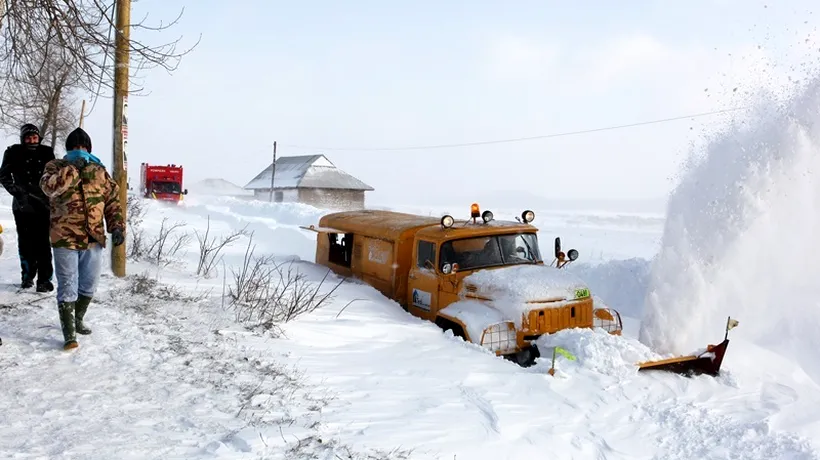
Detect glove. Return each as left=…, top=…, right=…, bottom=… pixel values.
left=111, top=228, right=125, bottom=247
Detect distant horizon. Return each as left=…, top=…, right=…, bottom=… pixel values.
left=187, top=176, right=669, bottom=215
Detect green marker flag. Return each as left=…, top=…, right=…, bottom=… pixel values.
left=555, top=346, right=576, bottom=361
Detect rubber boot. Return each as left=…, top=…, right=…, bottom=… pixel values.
left=58, top=302, right=78, bottom=350
left=75, top=295, right=93, bottom=335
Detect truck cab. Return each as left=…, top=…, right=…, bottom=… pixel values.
left=301, top=203, right=622, bottom=366
left=140, top=162, right=188, bottom=203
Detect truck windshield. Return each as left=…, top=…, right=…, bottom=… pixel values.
left=152, top=181, right=181, bottom=194
left=439, top=233, right=541, bottom=271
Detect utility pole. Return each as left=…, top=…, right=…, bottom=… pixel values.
left=111, top=0, right=131, bottom=277
left=79, top=100, right=86, bottom=128
left=269, top=141, right=276, bottom=202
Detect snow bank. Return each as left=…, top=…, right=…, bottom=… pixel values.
left=536, top=327, right=664, bottom=379
left=187, top=177, right=252, bottom=193
left=132, top=194, right=327, bottom=263
left=640, top=74, right=820, bottom=384
left=180, top=195, right=326, bottom=227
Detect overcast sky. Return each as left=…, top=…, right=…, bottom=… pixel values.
left=3, top=0, right=819, bottom=209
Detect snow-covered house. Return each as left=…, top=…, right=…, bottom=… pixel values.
left=243, top=154, right=374, bottom=210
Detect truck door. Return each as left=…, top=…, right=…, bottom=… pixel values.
left=407, top=240, right=438, bottom=321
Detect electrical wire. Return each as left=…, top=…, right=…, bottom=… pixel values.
left=279, top=105, right=753, bottom=152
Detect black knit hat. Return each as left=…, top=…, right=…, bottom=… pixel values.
left=20, top=123, right=40, bottom=144
left=65, top=127, right=92, bottom=153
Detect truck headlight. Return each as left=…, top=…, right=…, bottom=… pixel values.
left=480, top=321, right=517, bottom=354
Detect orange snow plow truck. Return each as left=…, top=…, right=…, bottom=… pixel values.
left=301, top=203, right=735, bottom=375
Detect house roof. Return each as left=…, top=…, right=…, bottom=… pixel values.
left=243, top=154, right=374, bottom=191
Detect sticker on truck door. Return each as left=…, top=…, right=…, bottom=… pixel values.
left=412, top=289, right=431, bottom=311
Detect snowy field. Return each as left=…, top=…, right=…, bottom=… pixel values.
left=3, top=86, right=820, bottom=459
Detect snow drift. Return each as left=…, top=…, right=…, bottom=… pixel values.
left=640, top=75, right=820, bottom=384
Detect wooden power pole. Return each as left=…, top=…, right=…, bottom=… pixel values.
left=111, top=0, right=131, bottom=277
left=269, top=141, right=277, bottom=202
left=79, top=100, right=86, bottom=128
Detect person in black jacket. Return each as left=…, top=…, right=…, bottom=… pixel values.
left=0, top=123, right=56, bottom=291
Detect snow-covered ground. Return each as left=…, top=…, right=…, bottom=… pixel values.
left=1, top=187, right=819, bottom=459
left=3, top=80, right=820, bottom=459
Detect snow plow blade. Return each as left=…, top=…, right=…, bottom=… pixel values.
left=637, top=339, right=729, bottom=377
left=636, top=316, right=738, bottom=377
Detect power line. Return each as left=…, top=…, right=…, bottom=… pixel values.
left=279, top=105, right=753, bottom=152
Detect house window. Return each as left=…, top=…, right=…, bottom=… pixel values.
left=416, top=240, right=435, bottom=269
left=328, top=233, right=353, bottom=268
left=274, top=191, right=283, bottom=202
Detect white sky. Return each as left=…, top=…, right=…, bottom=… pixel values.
left=2, top=0, right=819, bottom=209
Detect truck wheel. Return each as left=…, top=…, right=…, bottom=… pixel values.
left=503, top=344, right=540, bottom=368
left=435, top=317, right=465, bottom=340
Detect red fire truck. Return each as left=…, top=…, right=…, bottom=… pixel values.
left=140, top=162, right=188, bottom=202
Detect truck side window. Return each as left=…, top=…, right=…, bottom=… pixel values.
left=416, top=240, right=435, bottom=269
left=328, top=233, right=353, bottom=268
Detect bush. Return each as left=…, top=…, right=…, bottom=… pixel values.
left=227, top=232, right=344, bottom=331
left=194, top=215, right=249, bottom=278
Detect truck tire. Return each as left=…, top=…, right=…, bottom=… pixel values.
left=503, top=344, right=540, bottom=368
left=435, top=317, right=466, bottom=340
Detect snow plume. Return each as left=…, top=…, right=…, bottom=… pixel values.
left=640, top=75, right=820, bottom=383
left=566, top=258, right=651, bottom=319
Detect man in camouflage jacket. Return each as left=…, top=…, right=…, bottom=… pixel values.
left=39, top=127, right=125, bottom=350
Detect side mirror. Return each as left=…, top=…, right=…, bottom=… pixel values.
left=567, top=249, right=579, bottom=261
left=183, top=189, right=188, bottom=195
left=554, top=237, right=561, bottom=258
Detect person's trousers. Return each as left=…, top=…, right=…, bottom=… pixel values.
left=12, top=208, right=53, bottom=283
left=53, top=245, right=103, bottom=303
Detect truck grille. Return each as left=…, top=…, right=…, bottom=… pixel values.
left=524, top=298, right=593, bottom=334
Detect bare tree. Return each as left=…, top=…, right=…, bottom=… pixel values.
left=0, top=37, right=81, bottom=146
left=0, top=1, right=199, bottom=123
